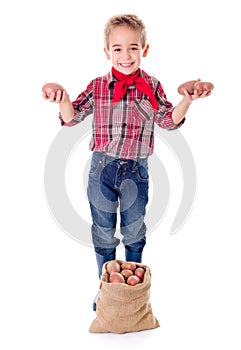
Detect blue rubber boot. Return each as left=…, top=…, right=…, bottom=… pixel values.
left=93, top=252, right=116, bottom=311
left=125, top=249, right=142, bottom=263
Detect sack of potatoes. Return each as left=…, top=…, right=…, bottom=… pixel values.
left=89, top=260, right=160, bottom=334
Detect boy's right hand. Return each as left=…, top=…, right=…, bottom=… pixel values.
left=42, top=82, right=69, bottom=104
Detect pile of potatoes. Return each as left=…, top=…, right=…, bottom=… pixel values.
left=106, top=260, right=145, bottom=286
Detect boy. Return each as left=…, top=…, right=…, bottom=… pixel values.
left=43, top=14, right=210, bottom=310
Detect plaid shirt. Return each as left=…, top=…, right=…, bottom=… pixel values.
left=60, top=69, right=184, bottom=159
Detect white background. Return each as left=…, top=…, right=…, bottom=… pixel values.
left=1, top=0, right=241, bottom=349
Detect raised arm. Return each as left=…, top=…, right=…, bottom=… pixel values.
left=42, top=83, right=74, bottom=123
left=172, top=88, right=210, bottom=125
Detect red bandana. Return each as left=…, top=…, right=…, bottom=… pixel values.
left=111, top=67, right=158, bottom=111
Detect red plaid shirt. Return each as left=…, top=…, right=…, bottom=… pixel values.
left=60, top=69, right=184, bottom=159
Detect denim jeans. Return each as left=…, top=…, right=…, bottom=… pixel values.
left=87, top=152, right=149, bottom=256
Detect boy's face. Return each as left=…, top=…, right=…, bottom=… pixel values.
left=104, top=25, right=149, bottom=75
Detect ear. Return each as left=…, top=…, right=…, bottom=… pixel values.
left=142, top=44, right=149, bottom=57
left=104, top=47, right=111, bottom=60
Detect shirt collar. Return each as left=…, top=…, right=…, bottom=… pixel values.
left=107, top=70, right=117, bottom=89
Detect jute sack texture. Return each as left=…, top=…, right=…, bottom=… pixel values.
left=89, top=260, right=160, bottom=334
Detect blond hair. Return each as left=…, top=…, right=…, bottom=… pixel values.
left=104, top=14, right=147, bottom=50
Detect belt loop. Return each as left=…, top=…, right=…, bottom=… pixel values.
left=102, top=152, right=107, bottom=167
left=132, top=159, right=137, bottom=172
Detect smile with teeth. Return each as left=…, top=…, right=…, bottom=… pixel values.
left=120, top=63, right=133, bottom=67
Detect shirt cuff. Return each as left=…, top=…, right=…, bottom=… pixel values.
left=58, top=113, right=79, bottom=127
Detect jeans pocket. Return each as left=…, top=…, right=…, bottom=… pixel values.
left=89, top=153, right=104, bottom=176
left=136, top=160, right=149, bottom=182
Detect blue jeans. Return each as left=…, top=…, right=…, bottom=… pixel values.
left=87, top=152, right=149, bottom=256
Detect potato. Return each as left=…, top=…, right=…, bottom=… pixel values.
left=127, top=275, right=141, bottom=286
left=194, top=81, right=214, bottom=95
left=121, top=269, right=133, bottom=279
left=121, top=262, right=136, bottom=271
left=177, top=80, right=198, bottom=95
left=42, top=82, right=64, bottom=98
left=134, top=267, right=145, bottom=281
left=109, top=272, right=125, bottom=283
left=106, top=260, right=121, bottom=274
left=178, top=80, right=214, bottom=96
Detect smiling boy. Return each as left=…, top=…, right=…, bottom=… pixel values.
left=43, top=14, right=210, bottom=310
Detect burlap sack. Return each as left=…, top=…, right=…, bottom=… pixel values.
left=89, top=260, right=160, bottom=334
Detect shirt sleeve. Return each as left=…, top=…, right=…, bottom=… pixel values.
left=59, top=81, right=94, bottom=126
left=154, top=82, right=185, bottom=130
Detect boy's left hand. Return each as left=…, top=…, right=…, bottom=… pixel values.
left=183, top=88, right=212, bottom=102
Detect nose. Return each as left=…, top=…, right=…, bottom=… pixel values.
left=123, top=49, right=131, bottom=60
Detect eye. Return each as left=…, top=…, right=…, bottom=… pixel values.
left=130, top=47, right=138, bottom=51
left=113, top=48, right=121, bottom=52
